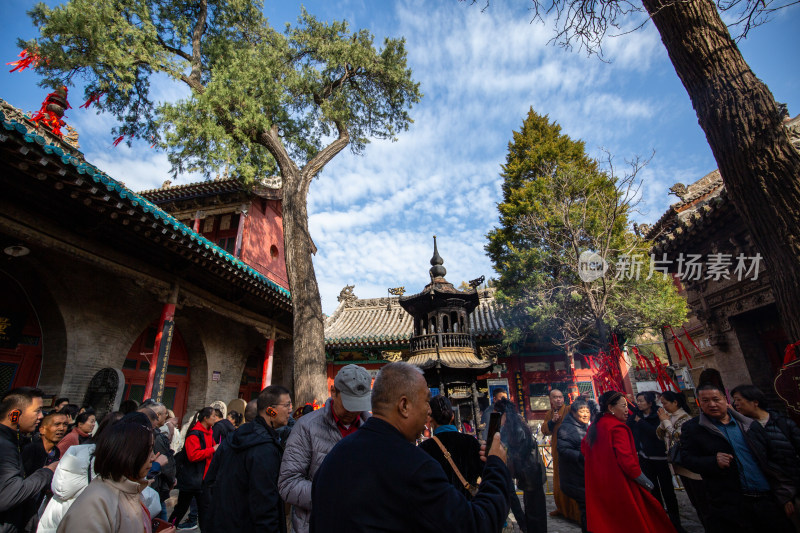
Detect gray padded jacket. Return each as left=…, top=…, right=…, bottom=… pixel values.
left=278, top=399, right=369, bottom=533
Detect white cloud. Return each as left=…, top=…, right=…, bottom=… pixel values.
left=0, top=0, right=731, bottom=316
left=307, top=1, right=724, bottom=314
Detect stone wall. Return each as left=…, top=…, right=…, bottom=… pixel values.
left=0, top=219, right=292, bottom=417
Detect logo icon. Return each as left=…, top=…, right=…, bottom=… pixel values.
left=578, top=251, right=608, bottom=282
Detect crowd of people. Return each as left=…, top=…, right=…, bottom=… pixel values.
left=537, top=369, right=800, bottom=533
left=3, top=363, right=800, bottom=533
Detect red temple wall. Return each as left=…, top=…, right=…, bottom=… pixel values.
left=241, top=198, right=289, bottom=290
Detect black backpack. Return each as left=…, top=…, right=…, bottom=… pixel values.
left=175, top=429, right=206, bottom=492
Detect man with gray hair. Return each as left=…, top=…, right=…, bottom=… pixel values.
left=138, top=402, right=176, bottom=521
left=311, top=362, right=513, bottom=532
left=280, top=364, right=372, bottom=533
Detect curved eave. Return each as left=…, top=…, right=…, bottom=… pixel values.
left=651, top=192, right=732, bottom=255
left=0, top=104, right=291, bottom=308
left=406, top=352, right=492, bottom=370
left=324, top=334, right=412, bottom=347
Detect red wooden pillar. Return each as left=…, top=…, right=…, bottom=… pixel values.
left=261, top=338, right=275, bottom=390
left=144, top=284, right=179, bottom=401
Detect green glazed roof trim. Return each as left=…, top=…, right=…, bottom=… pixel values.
left=324, top=332, right=413, bottom=343
left=0, top=107, right=290, bottom=301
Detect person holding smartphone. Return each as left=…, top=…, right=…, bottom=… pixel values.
left=493, top=398, right=547, bottom=533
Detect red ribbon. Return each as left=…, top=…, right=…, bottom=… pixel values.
left=652, top=353, right=680, bottom=392
left=667, top=326, right=693, bottom=369
left=7, top=49, right=42, bottom=73
left=683, top=327, right=702, bottom=358
left=80, top=92, right=104, bottom=109
left=590, top=340, right=627, bottom=396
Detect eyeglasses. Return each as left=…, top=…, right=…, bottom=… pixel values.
left=273, top=402, right=292, bottom=409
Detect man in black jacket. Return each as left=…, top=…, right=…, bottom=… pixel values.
left=681, top=383, right=793, bottom=533
left=557, top=399, right=590, bottom=533
left=21, top=411, right=67, bottom=476
left=210, top=385, right=291, bottom=533
left=311, top=362, right=513, bottom=533
left=0, top=387, right=58, bottom=533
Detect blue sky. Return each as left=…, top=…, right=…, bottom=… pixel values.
left=1, top=1, right=798, bottom=315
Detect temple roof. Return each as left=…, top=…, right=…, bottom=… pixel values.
left=0, top=99, right=291, bottom=312
left=140, top=177, right=281, bottom=205
left=647, top=113, right=800, bottom=252
left=646, top=170, right=730, bottom=253
left=324, top=287, right=504, bottom=347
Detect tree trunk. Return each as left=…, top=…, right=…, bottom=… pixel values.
left=641, top=0, right=800, bottom=342
left=281, top=170, right=328, bottom=405
left=595, top=317, right=609, bottom=348
left=564, top=343, right=579, bottom=400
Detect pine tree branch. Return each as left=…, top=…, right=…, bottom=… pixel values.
left=258, top=125, right=299, bottom=181
left=301, top=121, right=350, bottom=194
left=156, top=35, right=191, bottom=62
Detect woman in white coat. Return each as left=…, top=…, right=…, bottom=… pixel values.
left=37, top=412, right=161, bottom=533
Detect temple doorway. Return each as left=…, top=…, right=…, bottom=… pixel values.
left=121, top=322, right=190, bottom=420
left=0, top=271, right=42, bottom=394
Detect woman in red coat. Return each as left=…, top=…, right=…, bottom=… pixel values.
left=582, top=391, right=676, bottom=533
left=169, top=407, right=220, bottom=530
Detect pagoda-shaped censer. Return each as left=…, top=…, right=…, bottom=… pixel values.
left=399, top=236, right=490, bottom=425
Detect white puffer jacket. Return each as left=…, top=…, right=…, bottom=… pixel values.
left=37, top=444, right=161, bottom=533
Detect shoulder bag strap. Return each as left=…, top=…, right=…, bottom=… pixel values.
left=188, top=429, right=205, bottom=450
left=431, top=435, right=473, bottom=491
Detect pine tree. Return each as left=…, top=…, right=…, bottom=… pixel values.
left=474, top=0, right=800, bottom=344
left=486, top=109, right=687, bottom=368
left=19, top=0, right=421, bottom=403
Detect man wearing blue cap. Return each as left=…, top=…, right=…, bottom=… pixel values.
left=279, top=364, right=373, bottom=533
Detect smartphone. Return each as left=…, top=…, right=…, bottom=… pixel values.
left=152, top=518, right=172, bottom=532
left=486, top=412, right=502, bottom=448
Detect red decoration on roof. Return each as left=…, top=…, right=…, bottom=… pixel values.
left=7, top=49, right=43, bottom=73
left=29, top=86, right=71, bottom=138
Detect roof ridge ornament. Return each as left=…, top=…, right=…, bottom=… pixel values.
left=337, top=284, right=358, bottom=307
left=430, top=235, right=446, bottom=278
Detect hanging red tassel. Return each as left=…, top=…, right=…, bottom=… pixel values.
left=80, top=91, right=104, bottom=109
left=112, top=135, right=125, bottom=147
left=653, top=352, right=681, bottom=391
left=668, top=325, right=693, bottom=369
left=683, top=327, right=702, bottom=362
left=590, top=342, right=626, bottom=396
left=630, top=346, right=650, bottom=370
